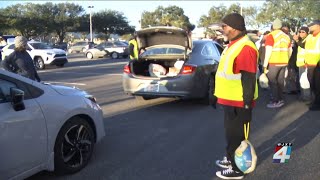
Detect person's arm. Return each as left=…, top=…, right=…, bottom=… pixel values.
left=128, top=43, right=134, bottom=57
left=241, top=71, right=256, bottom=107
left=1, top=53, right=15, bottom=72
left=263, top=35, right=274, bottom=72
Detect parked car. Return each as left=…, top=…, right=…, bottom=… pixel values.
left=122, top=26, right=223, bottom=104
left=85, top=41, right=129, bottom=59
left=0, top=35, right=16, bottom=61
left=68, top=42, right=95, bottom=54
left=0, top=69, right=105, bottom=179
left=52, top=42, right=68, bottom=51
left=1, top=41, right=68, bottom=70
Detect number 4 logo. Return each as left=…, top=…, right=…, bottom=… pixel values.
left=273, top=146, right=291, bottom=163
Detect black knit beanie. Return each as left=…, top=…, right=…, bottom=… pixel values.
left=222, top=13, right=246, bottom=31
left=300, top=26, right=309, bottom=34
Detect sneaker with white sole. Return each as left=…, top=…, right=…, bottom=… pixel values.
left=267, top=101, right=284, bottom=108
left=216, top=167, right=244, bottom=179
left=216, top=156, right=232, bottom=169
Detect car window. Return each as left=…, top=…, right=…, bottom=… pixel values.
left=114, top=41, right=126, bottom=46
left=96, top=43, right=105, bottom=49
left=8, top=44, right=15, bottom=50
left=201, top=43, right=215, bottom=56
left=29, top=43, right=52, bottom=49
left=0, top=79, right=17, bottom=103
left=143, top=48, right=184, bottom=56
left=105, top=42, right=113, bottom=47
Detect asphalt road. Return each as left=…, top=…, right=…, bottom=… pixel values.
left=28, top=53, right=320, bottom=180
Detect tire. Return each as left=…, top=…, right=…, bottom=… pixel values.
left=111, top=52, right=119, bottom=59
left=54, top=117, right=95, bottom=175
left=34, top=57, right=45, bottom=70
left=86, top=52, right=93, bottom=59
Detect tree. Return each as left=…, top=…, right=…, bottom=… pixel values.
left=91, top=10, right=135, bottom=38
left=256, top=0, right=320, bottom=32
left=141, top=5, right=195, bottom=32
left=198, top=3, right=260, bottom=31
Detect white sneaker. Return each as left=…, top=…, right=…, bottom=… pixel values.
left=216, top=156, right=232, bottom=169
left=216, top=167, right=244, bottom=179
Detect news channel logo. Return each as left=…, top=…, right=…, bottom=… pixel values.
left=273, top=143, right=292, bottom=163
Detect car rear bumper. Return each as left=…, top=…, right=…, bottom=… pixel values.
left=122, top=73, right=205, bottom=99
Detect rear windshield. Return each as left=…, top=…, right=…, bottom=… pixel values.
left=142, top=47, right=184, bottom=56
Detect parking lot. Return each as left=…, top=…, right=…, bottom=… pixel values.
left=28, top=54, right=320, bottom=180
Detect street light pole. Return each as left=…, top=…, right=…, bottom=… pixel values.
left=88, top=6, right=94, bottom=42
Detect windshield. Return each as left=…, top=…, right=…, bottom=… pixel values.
left=142, top=47, right=185, bottom=56
left=114, top=41, right=127, bottom=46
left=29, top=43, right=52, bottom=49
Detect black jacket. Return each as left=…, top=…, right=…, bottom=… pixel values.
left=1, top=50, right=41, bottom=82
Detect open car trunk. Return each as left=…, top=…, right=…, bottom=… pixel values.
left=130, top=58, right=186, bottom=78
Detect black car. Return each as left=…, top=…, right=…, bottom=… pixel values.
left=122, top=26, right=224, bottom=104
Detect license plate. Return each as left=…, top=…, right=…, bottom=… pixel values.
left=144, top=84, right=159, bottom=92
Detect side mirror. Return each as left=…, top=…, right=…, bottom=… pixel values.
left=10, top=87, right=25, bottom=111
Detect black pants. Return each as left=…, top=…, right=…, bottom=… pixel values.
left=285, top=66, right=299, bottom=92
left=308, top=65, right=320, bottom=104
left=224, top=106, right=251, bottom=172
left=267, top=66, right=286, bottom=102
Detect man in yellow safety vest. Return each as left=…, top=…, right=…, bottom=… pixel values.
left=263, top=19, right=292, bottom=108
left=128, top=32, right=139, bottom=60
left=305, top=20, right=320, bottom=110
left=214, top=13, right=258, bottom=179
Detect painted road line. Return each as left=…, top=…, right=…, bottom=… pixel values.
left=45, top=81, right=86, bottom=86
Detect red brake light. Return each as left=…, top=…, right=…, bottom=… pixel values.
left=181, top=65, right=197, bottom=74
left=124, top=64, right=131, bottom=74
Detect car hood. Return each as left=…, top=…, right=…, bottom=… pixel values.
left=136, top=26, right=192, bottom=50
left=47, top=84, right=87, bottom=96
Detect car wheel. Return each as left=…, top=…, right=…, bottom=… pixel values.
left=34, top=57, right=45, bottom=70
left=111, top=52, right=119, bottom=59
left=54, top=117, right=95, bottom=175
left=86, top=52, right=93, bottom=59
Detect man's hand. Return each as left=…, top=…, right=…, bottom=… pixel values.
left=210, top=95, right=218, bottom=109
left=263, top=67, right=269, bottom=74
left=239, top=106, right=252, bottom=123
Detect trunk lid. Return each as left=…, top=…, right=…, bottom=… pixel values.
left=136, top=26, right=192, bottom=51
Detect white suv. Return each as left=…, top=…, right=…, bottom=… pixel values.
left=0, top=69, right=105, bottom=179
left=1, top=41, right=68, bottom=69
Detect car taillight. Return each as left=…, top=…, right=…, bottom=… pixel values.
left=124, top=64, right=131, bottom=74
left=180, top=65, right=197, bottom=74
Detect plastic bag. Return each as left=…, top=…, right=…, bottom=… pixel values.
left=234, top=123, right=257, bottom=174
left=300, top=68, right=310, bottom=89
left=149, top=63, right=167, bottom=77
left=259, top=73, right=269, bottom=89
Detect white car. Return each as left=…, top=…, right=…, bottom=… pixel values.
left=0, top=69, right=105, bottom=179
left=1, top=41, right=68, bottom=70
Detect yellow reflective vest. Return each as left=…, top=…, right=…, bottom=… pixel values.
left=305, top=33, right=320, bottom=66
left=129, top=39, right=139, bottom=60
left=268, top=30, right=291, bottom=64
left=296, top=38, right=307, bottom=67
left=215, top=35, right=258, bottom=102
